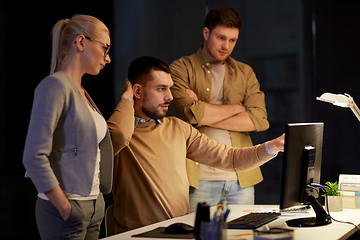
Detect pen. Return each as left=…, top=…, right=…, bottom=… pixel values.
left=227, top=232, right=253, bottom=237
left=224, top=209, right=230, bottom=221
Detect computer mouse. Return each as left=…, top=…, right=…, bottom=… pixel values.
left=164, top=222, right=194, bottom=234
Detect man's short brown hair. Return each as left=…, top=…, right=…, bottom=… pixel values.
left=204, top=7, right=243, bottom=32
left=127, top=56, right=171, bottom=86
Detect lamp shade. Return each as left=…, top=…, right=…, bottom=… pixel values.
left=316, top=92, right=360, bottom=122
left=316, top=93, right=350, bottom=108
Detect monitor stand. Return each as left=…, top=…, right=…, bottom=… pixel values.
left=286, top=195, right=332, bottom=227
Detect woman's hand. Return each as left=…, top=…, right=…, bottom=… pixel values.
left=45, top=185, right=72, bottom=221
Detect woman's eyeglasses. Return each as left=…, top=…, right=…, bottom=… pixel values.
left=84, top=36, right=110, bottom=58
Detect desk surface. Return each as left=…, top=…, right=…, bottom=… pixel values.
left=102, top=205, right=360, bottom=240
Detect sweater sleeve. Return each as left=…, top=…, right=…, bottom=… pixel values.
left=22, top=76, right=66, bottom=193
left=107, top=99, right=135, bottom=156
left=181, top=120, right=274, bottom=172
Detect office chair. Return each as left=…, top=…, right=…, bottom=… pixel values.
left=105, top=203, right=115, bottom=236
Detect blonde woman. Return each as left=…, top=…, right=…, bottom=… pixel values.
left=23, top=15, right=113, bottom=239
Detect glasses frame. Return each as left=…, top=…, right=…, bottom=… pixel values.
left=84, top=36, right=110, bottom=58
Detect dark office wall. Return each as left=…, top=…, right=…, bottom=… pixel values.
left=311, top=0, right=360, bottom=183
left=0, top=1, right=113, bottom=238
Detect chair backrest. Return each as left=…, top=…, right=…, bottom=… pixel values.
left=105, top=203, right=115, bottom=237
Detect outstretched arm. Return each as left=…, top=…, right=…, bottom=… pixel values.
left=183, top=120, right=285, bottom=172
left=267, top=133, right=285, bottom=155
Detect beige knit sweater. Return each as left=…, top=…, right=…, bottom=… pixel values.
left=107, top=99, right=274, bottom=233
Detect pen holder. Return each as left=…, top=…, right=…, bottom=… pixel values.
left=200, top=220, right=226, bottom=240
left=194, top=202, right=210, bottom=240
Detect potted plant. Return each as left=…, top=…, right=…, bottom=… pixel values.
left=323, top=181, right=343, bottom=212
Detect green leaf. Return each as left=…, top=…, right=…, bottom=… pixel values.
left=322, top=181, right=341, bottom=196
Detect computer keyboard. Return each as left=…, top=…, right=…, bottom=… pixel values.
left=227, top=212, right=281, bottom=229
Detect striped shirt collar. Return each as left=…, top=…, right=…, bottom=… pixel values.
left=134, top=117, right=163, bottom=128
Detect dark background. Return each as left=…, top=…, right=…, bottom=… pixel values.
left=1, top=0, right=359, bottom=239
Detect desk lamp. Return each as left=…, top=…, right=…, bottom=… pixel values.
left=316, top=93, right=360, bottom=122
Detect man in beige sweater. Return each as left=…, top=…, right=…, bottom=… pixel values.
left=107, top=56, right=284, bottom=233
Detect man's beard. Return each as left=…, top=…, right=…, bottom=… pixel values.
left=204, top=43, right=228, bottom=64
left=142, top=102, right=171, bottom=120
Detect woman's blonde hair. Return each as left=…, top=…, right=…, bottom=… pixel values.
left=50, top=14, right=109, bottom=74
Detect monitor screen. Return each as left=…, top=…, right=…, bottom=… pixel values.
left=280, top=122, right=324, bottom=210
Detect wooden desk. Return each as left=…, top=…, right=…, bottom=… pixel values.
left=102, top=205, right=360, bottom=240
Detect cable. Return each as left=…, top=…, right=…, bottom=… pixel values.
left=324, top=190, right=360, bottom=234
left=308, top=184, right=360, bottom=235
left=309, top=183, right=324, bottom=188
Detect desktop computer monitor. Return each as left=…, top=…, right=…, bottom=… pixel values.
left=280, top=122, right=331, bottom=227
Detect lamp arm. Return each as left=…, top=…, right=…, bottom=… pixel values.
left=345, top=94, right=360, bottom=122
left=349, top=102, right=360, bottom=122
